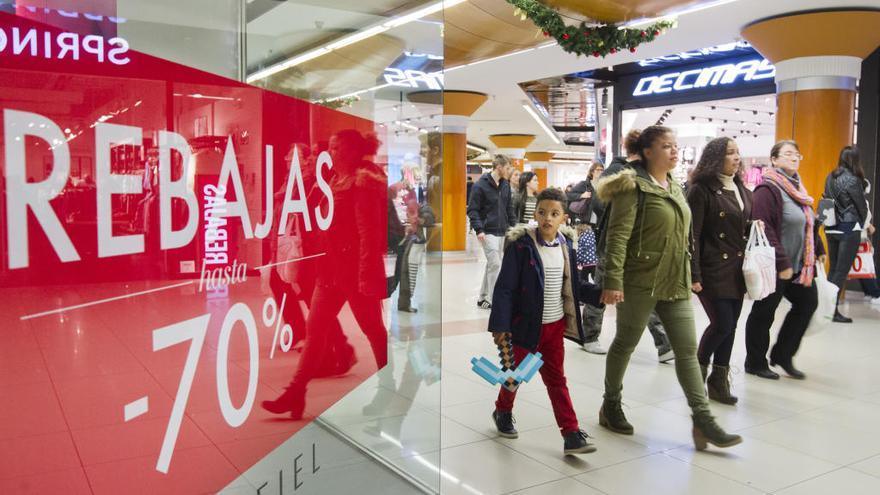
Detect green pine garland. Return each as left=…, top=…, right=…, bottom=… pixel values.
left=506, top=0, right=677, bottom=58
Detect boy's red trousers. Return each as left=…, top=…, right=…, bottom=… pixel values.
left=494, top=318, right=579, bottom=435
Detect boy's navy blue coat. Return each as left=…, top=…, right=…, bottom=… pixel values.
left=488, top=225, right=603, bottom=351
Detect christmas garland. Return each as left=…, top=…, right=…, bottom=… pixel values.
left=506, top=0, right=676, bottom=58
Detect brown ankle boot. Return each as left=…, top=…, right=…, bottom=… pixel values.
left=707, top=365, right=738, bottom=405
left=692, top=413, right=742, bottom=450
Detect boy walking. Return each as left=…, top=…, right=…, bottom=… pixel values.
left=489, top=188, right=600, bottom=455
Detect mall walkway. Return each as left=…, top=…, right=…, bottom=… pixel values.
left=430, top=245, right=880, bottom=495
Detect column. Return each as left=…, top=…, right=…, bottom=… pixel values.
left=409, top=90, right=488, bottom=251
left=525, top=151, right=554, bottom=190
left=742, top=9, right=880, bottom=198
left=489, top=134, right=536, bottom=171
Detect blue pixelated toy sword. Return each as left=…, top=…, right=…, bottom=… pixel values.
left=470, top=333, right=543, bottom=392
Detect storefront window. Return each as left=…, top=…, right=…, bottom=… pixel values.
left=0, top=1, right=443, bottom=493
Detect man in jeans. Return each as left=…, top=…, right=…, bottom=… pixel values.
left=468, top=154, right=516, bottom=309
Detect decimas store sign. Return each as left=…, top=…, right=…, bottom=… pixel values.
left=0, top=9, right=388, bottom=495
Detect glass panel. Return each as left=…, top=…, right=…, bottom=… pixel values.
left=245, top=1, right=445, bottom=492
left=0, top=0, right=442, bottom=493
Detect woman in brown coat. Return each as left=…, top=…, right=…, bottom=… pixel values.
left=687, top=137, right=753, bottom=405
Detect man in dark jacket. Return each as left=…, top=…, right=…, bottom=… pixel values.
left=468, top=154, right=516, bottom=309
left=580, top=129, right=673, bottom=361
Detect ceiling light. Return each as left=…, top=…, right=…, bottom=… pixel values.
left=522, top=104, right=561, bottom=144
left=247, top=0, right=465, bottom=83
left=467, top=143, right=487, bottom=153
left=549, top=150, right=593, bottom=157
left=550, top=159, right=593, bottom=165
left=624, top=0, right=741, bottom=27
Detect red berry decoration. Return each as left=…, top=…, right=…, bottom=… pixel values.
left=562, top=33, right=570, bottom=40
left=641, top=30, right=647, bottom=38
left=653, top=30, right=660, bottom=36
left=585, top=30, right=591, bottom=36
left=630, top=47, right=636, bottom=52
left=610, top=48, right=617, bottom=54
left=592, top=51, right=600, bottom=57
left=543, top=31, right=549, bottom=37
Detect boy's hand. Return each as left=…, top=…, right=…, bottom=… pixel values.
left=492, top=332, right=512, bottom=346
left=601, top=289, right=624, bottom=305
left=691, top=282, right=703, bottom=293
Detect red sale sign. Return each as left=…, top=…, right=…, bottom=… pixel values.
left=0, top=10, right=388, bottom=494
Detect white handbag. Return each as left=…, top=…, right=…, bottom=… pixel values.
left=742, top=222, right=777, bottom=300
left=806, top=264, right=839, bottom=336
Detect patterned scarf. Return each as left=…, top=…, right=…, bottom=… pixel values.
left=762, top=167, right=816, bottom=286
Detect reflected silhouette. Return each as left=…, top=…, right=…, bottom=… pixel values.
left=262, top=129, right=389, bottom=419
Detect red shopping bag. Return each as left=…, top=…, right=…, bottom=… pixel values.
left=849, top=242, right=876, bottom=279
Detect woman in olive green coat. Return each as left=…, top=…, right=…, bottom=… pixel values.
left=596, top=126, right=741, bottom=451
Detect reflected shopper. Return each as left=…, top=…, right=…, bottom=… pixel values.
left=262, top=130, right=389, bottom=419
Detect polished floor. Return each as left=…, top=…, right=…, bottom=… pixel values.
left=419, top=245, right=880, bottom=495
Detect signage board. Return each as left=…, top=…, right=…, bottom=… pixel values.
left=632, top=57, right=775, bottom=97
left=0, top=11, right=387, bottom=494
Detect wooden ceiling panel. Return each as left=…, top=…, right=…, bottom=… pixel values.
left=444, top=0, right=546, bottom=67
left=742, top=10, right=880, bottom=62
left=542, top=0, right=708, bottom=23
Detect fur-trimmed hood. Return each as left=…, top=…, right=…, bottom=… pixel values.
left=505, top=224, right=578, bottom=250
left=596, top=168, right=638, bottom=203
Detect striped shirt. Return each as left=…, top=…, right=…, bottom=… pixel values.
left=537, top=238, right=565, bottom=324
left=522, top=196, right=537, bottom=223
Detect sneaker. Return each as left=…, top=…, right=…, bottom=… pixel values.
left=563, top=429, right=597, bottom=455
left=492, top=410, right=518, bottom=439
left=870, top=297, right=880, bottom=306
left=658, top=349, right=675, bottom=363
left=582, top=341, right=607, bottom=355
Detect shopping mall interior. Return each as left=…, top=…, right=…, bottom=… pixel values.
left=1, top=0, right=880, bottom=494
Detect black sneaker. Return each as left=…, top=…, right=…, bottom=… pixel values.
left=492, top=410, right=517, bottom=438
left=563, top=429, right=597, bottom=455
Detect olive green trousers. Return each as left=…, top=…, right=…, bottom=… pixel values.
left=603, top=292, right=712, bottom=418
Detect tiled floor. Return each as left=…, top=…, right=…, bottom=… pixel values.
left=426, top=251, right=880, bottom=495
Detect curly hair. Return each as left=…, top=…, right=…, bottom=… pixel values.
left=623, top=129, right=641, bottom=157
left=689, top=137, right=740, bottom=186
left=635, top=125, right=673, bottom=163
left=536, top=186, right=567, bottom=210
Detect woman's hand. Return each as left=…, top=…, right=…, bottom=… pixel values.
left=817, top=255, right=827, bottom=265
left=601, top=289, right=624, bottom=305
left=692, top=282, right=703, bottom=293
left=779, top=268, right=794, bottom=280
left=580, top=191, right=592, bottom=199
left=868, top=224, right=876, bottom=236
